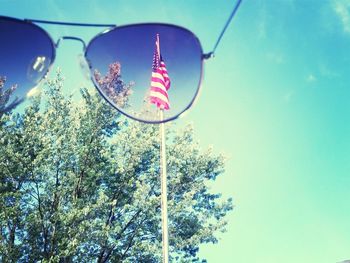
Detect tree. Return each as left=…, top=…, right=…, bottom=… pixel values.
left=0, top=76, right=22, bottom=117
left=94, top=62, right=134, bottom=108
left=0, top=68, right=232, bottom=262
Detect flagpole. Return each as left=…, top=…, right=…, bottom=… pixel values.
left=156, top=33, right=169, bottom=263
left=159, top=108, right=169, bottom=263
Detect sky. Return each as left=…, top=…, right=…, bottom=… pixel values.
left=1, top=0, right=350, bottom=262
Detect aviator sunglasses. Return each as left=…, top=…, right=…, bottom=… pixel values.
left=0, top=0, right=242, bottom=123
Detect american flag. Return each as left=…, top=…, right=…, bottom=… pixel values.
left=149, top=34, right=171, bottom=110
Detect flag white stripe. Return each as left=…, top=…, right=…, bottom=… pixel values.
left=149, top=91, right=169, bottom=103
left=151, top=81, right=167, bottom=91
left=152, top=72, right=166, bottom=80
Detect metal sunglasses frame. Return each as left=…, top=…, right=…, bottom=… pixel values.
left=84, top=23, right=205, bottom=124
left=0, top=0, right=242, bottom=123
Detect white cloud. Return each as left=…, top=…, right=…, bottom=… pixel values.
left=283, top=91, right=294, bottom=102
left=319, top=63, right=340, bottom=78
left=266, top=52, right=284, bottom=64
left=257, top=3, right=267, bottom=39
left=257, top=18, right=266, bottom=39
left=306, top=74, right=317, bottom=82
left=333, top=0, right=350, bottom=33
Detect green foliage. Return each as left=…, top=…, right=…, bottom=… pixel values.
left=0, top=70, right=233, bottom=262
left=0, top=76, right=23, bottom=116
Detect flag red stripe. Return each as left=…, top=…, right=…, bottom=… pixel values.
left=150, top=97, right=170, bottom=110
left=151, top=77, right=166, bottom=85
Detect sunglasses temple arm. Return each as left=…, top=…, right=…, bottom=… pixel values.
left=25, top=19, right=116, bottom=28
left=26, top=2, right=241, bottom=57
left=205, top=0, right=243, bottom=59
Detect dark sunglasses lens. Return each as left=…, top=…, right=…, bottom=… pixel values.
left=0, top=17, right=54, bottom=112
left=86, top=24, right=203, bottom=123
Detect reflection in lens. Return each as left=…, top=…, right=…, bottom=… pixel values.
left=86, top=24, right=203, bottom=123
left=27, top=55, right=51, bottom=83
left=32, top=56, right=46, bottom=72
left=26, top=86, right=41, bottom=98
left=0, top=17, right=55, bottom=113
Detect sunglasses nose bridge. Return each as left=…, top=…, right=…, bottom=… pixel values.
left=56, top=36, right=87, bottom=51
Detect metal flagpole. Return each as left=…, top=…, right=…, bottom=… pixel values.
left=159, top=109, right=169, bottom=263
left=156, top=33, right=169, bottom=263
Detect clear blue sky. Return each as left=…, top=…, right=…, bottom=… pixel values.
left=2, top=0, right=350, bottom=262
